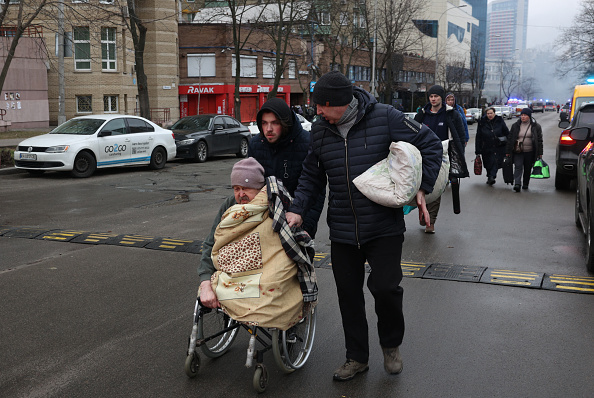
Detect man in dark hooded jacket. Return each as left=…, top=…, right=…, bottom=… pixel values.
left=248, top=97, right=324, bottom=237
left=414, top=85, right=469, bottom=233
left=285, top=71, right=442, bottom=382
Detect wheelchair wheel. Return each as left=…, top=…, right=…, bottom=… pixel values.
left=184, top=352, right=200, bottom=378
left=272, top=303, right=317, bottom=373
left=197, top=308, right=239, bottom=358
left=252, top=364, right=268, bottom=393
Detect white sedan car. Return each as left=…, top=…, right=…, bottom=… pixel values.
left=14, top=115, right=176, bottom=177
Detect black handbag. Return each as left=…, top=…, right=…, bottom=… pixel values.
left=497, top=136, right=508, bottom=145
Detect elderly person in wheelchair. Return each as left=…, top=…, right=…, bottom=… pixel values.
left=197, top=157, right=317, bottom=330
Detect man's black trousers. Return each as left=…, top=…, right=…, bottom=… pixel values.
left=331, top=234, right=405, bottom=364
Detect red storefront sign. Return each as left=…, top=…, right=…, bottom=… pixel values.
left=178, top=84, right=290, bottom=123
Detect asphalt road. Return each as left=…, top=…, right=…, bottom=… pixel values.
left=1, top=110, right=594, bottom=397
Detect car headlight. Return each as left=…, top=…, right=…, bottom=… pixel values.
left=177, top=138, right=197, bottom=146
left=46, top=145, right=70, bottom=153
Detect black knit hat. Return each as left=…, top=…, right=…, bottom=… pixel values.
left=256, top=97, right=294, bottom=134
left=427, top=85, right=446, bottom=103
left=312, top=71, right=353, bottom=106
left=520, top=107, right=533, bottom=117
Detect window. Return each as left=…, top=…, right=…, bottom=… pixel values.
left=188, top=54, right=216, bottom=77
left=213, top=117, right=225, bottom=130
left=339, top=12, right=348, bottom=25
left=127, top=118, right=154, bottom=134
left=263, top=57, right=276, bottom=78
left=72, top=0, right=89, bottom=3
left=77, top=95, right=92, bottom=113
left=223, top=117, right=240, bottom=128
left=103, top=95, right=118, bottom=113
left=101, top=27, right=116, bottom=71
left=55, top=32, right=73, bottom=57
left=99, top=0, right=115, bottom=3
left=101, top=119, right=127, bottom=135
left=0, top=0, right=20, bottom=4
left=288, top=60, right=296, bottom=79
left=231, top=55, right=257, bottom=78
left=74, top=27, right=91, bottom=70
left=319, top=12, right=330, bottom=25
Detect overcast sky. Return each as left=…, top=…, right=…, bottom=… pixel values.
left=488, top=0, right=579, bottom=49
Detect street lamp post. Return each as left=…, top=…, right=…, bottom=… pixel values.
left=435, top=4, right=466, bottom=85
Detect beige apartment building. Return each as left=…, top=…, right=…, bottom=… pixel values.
left=1, top=0, right=179, bottom=127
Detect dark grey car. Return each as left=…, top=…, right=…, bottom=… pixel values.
left=171, top=114, right=250, bottom=162
left=556, top=103, right=594, bottom=189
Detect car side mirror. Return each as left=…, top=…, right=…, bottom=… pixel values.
left=558, top=120, right=570, bottom=129
left=98, top=130, right=112, bottom=137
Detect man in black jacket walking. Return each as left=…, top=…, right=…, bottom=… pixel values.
left=415, top=85, right=469, bottom=233
left=285, top=71, right=442, bottom=381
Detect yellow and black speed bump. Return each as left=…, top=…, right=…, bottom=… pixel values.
left=314, top=252, right=331, bottom=269
left=480, top=269, right=543, bottom=288
left=542, top=274, right=594, bottom=293
left=145, top=238, right=198, bottom=252
left=402, top=261, right=430, bottom=278
left=70, top=232, right=120, bottom=244
left=184, top=241, right=204, bottom=254
left=107, top=234, right=154, bottom=248
left=36, top=230, right=86, bottom=242
left=2, top=227, right=56, bottom=239
left=424, top=263, right=486, bottom=282
left=0, top=225, right=16, bottom=236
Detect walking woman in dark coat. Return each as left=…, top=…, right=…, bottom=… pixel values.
left=475, top=107, right=510, bottom=185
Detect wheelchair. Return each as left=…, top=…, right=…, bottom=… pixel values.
left=184, top=298, right=317, bottom=393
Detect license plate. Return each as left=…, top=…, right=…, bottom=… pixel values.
left=19, top=153, right=37, bottom=160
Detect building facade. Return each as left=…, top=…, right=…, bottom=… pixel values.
left=483, top=0, right=529, bottom=101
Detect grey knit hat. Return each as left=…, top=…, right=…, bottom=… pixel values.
left=230, top=157, right=265, bottom=189
left=312, top=71, right=353, bottom=106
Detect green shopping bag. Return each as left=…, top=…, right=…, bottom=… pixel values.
left=530, top=159, right=550, bottom=179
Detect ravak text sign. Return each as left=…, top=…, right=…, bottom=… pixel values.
left=178, top=84, right=291, bottom=122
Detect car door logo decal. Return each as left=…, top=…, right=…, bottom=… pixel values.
left=105, top=144, right=127, bottom=154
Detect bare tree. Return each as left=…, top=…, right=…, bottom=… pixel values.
left=443, top=58, right=467, bottom=93
left=0, top=0, right=50, bottom=94
left=468, top=36, right=485, bottom=107
left=518, top=76, right=540, bottom=101
left=556, top=0, right=594, bottom=79
left=254, top=0, right=308, bottom=99
left=370, top=0, right=427, bottom=103
left=500, top=59, right=520, bottom=102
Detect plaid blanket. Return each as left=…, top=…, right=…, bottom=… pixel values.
left=266, top=177, right=318, bottom=302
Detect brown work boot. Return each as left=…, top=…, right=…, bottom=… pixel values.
left=382, top=346, right=403, bottom=374
left=333, top=359, right=369, bottom=381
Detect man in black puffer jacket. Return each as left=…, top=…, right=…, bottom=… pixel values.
left=285, top=71, right=442, bottom=382
left=248, top=97, right=324, bottom=238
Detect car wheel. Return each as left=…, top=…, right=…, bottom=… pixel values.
left=195, top=141, right=208, bottom=163
left=236, top=138, right=248, bottom=158
left=149, top=147, right=167, bottom=170
left=71, top=151, right=96, bottom=178
left=587, top=201, right=594, bottom=273
left=554, top=170, right=571, bottom=190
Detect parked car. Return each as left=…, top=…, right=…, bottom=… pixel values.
left=574, top=120, right=594, bottom=272
left=492, top=106, right=512, bottom=119
left=514, top=104, right=529, bottom=117
left=560, top=104, right=571, bottom=121
left=296, top=113, right=312, bottom=131
left=556, top=103, right=594, bottom=190
left=14, top=115, right=176, bottom=178
left=531, top=101, right=545, bottom=113
left=465, top=109, right=475, bottom=124
left=467, top=108, right=482, bottom=122
left=171, top=114, right=250, bottom=163
left=545, top=101, right=557, bottom=112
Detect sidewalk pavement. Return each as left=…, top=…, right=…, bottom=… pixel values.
left=0, top=139, right=21, bottom=147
